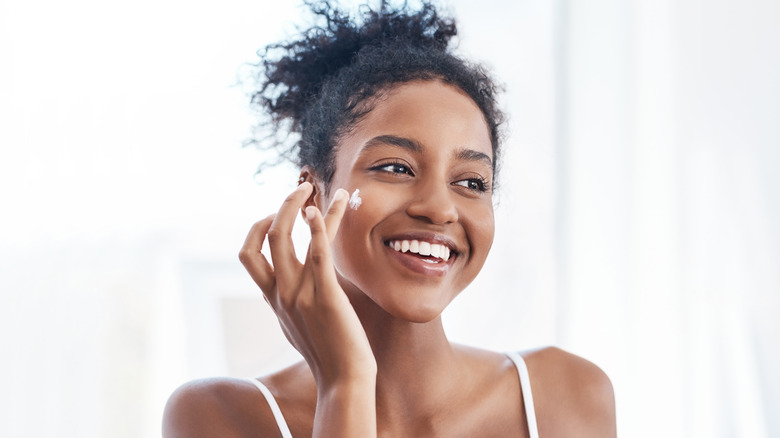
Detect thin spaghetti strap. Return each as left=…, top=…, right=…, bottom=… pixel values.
left=506, top=352, right=540, bottom=438
left=244, top=378, right=293, bottom=438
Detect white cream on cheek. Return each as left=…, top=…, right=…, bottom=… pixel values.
left=348, top=188, right=362, bottom=210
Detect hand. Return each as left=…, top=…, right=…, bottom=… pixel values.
left=239, top=182, right=377, bottom=386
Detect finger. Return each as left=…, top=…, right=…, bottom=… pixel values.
left=305, top=206, right=343, bottom=300
left=267, top=182, right=314, bottom=279
left=323, top=188, right=349, bottom=244
left=238, top=214, right=277, bottom=293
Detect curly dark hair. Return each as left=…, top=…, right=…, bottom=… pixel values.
left=247, top=0, right=504, bottom=191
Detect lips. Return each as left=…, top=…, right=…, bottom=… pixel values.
left=381, top=232, right=461, bottom=277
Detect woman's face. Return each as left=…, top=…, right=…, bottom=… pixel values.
left=323, top=80, right=495, bottom=323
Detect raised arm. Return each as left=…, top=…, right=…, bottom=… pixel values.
left=239, top=182, right=377, bottom=437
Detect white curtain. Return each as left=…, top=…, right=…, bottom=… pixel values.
left=1, top=1, right=777, bottom=437
left=555, top=0, right=780, bottom=436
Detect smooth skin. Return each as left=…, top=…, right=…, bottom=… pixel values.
left=163, top=80, right=616, bottom=437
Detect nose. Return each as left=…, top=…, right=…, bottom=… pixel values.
left=405, top=179, right=459, bottom=224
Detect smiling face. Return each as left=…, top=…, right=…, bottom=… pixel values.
left=321, top=80, right=495, bottom=323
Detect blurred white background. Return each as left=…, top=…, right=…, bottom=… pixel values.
left=1, top=0, right=778, bottom=436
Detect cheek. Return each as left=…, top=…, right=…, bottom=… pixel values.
left=337, top=186, right=376, bottom=231
left=467, top=205, right=495, bottom=257
left=336, top=184, right=400, bottom=233
left=331, top=186, right=386, bottom=270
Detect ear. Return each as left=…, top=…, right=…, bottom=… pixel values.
left=299, top=166, right=327, bottom=210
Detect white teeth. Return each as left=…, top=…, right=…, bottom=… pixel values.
left=387, top=239, right=453, bottom=262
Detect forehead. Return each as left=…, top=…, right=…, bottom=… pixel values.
left=336, top=80, right=493, bottom=164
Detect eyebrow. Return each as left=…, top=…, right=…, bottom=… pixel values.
left=361, top=134, right=493, bottom=167
left=362, top=135, right=423, bottom=154
left=455, top=148, right=493, bottom=167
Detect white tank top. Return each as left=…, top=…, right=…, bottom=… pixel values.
left=245, top=352, right=539, bottom=438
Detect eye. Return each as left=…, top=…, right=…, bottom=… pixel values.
left=453, top=177, right=489, bottom=192
left=371, top=162, right=414, bottom=176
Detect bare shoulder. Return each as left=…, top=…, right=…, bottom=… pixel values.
left=523, top=347, right=616, bottom=437
left=162, top=376, right=283, bottom=438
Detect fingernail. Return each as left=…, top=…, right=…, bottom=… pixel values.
left=333, top=188, right=348, bottom=202
left=296, top=181, right=311, bottom=191
left=305, top=206, right=316, bottom=221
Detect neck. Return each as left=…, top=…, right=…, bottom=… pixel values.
left=346, top=289, right=465, bottom=426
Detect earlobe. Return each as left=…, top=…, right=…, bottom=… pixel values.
left=299, top=167, right=323, bottom=210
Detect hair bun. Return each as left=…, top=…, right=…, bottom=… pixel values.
left=253, top=0, right=457, bottom=129
left=246, top=0, right=503, bottom=187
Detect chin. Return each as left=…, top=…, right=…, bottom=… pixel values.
left=338, top=269, right=467, bottom=324
left=367, top=287, right=457, bottom=324
left=385, top=303, right=445, bottom=324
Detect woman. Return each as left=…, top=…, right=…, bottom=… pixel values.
left=164, top=1, right=616, bottom=436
